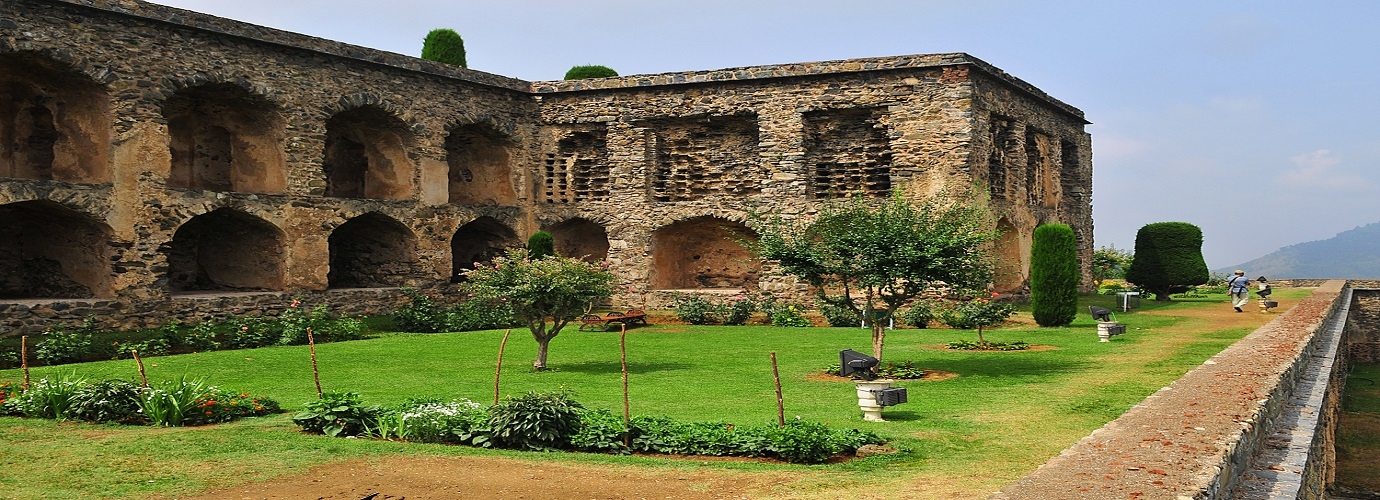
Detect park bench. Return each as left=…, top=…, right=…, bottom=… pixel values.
left=578, top=310, right=648, bottom=331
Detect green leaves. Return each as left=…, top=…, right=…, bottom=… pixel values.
left=292, top=391, right=380, bottom=438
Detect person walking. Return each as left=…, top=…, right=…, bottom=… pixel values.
left=1227, top=270, right=1251, bottom=312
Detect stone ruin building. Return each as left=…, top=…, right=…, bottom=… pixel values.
left=0, top=0, right=1093, bottom=332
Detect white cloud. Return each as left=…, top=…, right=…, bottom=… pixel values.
left=1277, top=149, right=1369, bottom=190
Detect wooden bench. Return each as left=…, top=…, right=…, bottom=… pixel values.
left=578, top=310, right=648, bottom=331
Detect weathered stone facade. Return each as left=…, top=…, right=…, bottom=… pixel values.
left=0, top=0, right=1093, bottom=333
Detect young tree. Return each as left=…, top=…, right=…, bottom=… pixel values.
left=1092, top=245, right=1133, bottom=287
left=564, top=65, right=618, bottom=80
left=749, top=190, right=1000, bottom=362
left=421, top=28, right=467, bottom=68
left=1030, top=223, right=1079, bottom=326
left=1125, top=222, right=1209, bottom=301
left=464, top=248, right=615, bottom=370
left=527, top=231, right=555, bottom=260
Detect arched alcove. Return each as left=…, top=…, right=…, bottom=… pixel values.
left=446, top=124, right=516, bottom=205
left=323, top=106, right=414, bottom=200
left=164, top=209, right=284, bottom=292
left=451, top=216, right=519, bottom=280
left=0, top=200, right=112, bottom=299
left=993, top=217, right=1026, bottom=293
left=650, top=217, right=759, bottom=290
left=0, top=52, right=111, bottom=183
left=163, top=83, right=287, bottom=193
left=546, top=218, right=609, bottom=263
left=328, top=213, right=419, bottom=288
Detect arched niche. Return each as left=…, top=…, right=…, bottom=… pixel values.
left=993, top=217, right=1026, bottom=293
left=0, top=52, right=111, bottom=183
left=546, top=218, right=610, bottom=263
left=164, top=208, right=285, bottom=292
left=0, top=200, right=112, bottom=299
left=328, top=212, right=420, bottom=288
left=451, top=216, right=519, bottom=280
left=650, top=216, right=759, bottom=290
left=323, top=106, right=414, bottom=200
left=446, top=123, right=516, bottom=205
left=163, top=83, right=287, bottom=193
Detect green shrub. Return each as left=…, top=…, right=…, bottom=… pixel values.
left=763, top=300, right=811, bottom=327
left=293, top=391, right=381, bottom=437
left=68, top=379, right=144, bottom=424
left=421, top=28, right=466, bottom=67
left=571, top=408, right=629, bottom=454
left=34, top=327, right=94, bottom=365
left=527, top=231, right=555, bottom=260
left=563, top=65, right=618, bottom=80
left=5, top=372, right=86, bottom=420
left=487, top=390, right=584, bottom=451
left=394, top=289, right=457, bottom=333
left=721, top=295, right=756, bottom=326
left=671, top=294, right=718, bottom=325
left=772, top=418, right=841, bottom=464
left=1124, top=222, right=1209, bottom=300
left=452, top=295, right=517, bottom=331
left=819, top=301, right=859, bottom=327
left=183, top=387, right=280, bottom=426
left=375, top=397, right=485, bottom=444
left=900, top=301, right=935, bottom=328
left=1030, top=224, right=1079, bottom=326
left=946, top=339, right=1029, bottom=351
left=138, top=377, right=212, bottom=427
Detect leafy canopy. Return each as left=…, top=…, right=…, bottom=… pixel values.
left=421, top=28, right=467, bottom=68
left=564, top=65, right=619, bottom=80
left=1092, top=245, right=1133, bottom=286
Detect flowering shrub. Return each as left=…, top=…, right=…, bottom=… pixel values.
left=761, top=300, right=811, bottom=328
left=374, top=397, right=486, bottom=444
left=68, top=379, right=143, bottom=424
left=34, top=327, right=95, bottom=366
left=185, top=388, right=281, bottom=425
left=671, top=294, right=717, bottom=325
left=4, top=372, right=86, bottom=420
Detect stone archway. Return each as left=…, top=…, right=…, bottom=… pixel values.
left=328, top=213, right=419, bottom=288
left=163, top=83, right=286, bottom=193
left=446, top=124, right=516, bottom=206
left=993, top=217, right=1026, bottom=293
left=650, top=216, right=759, bottom=290
left=546, top=218, right=609, bottom=263
left=164, top=208, right=284, bottom=292
left=451, top=216, right=519, bottom=280
left=323, top=106, right=414, bottom=200
left=0, top=200, right=112, bottom=299
left=0, top=52, right=111, bottom=183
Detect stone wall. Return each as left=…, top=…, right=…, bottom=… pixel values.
left=0, top=0, right=1094, bottom=330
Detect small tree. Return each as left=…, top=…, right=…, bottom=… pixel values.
left=464, top=248, right=615, bottom=370
left=1092, top=245, right=1133, bottom=287
left=750, top=190, right=999, bottom=362
left=527, top=231, right=555, bottom=260
left=1125, top=222, right=1209, bottom=301
left=421, top=28, right=467, bottom=68
left=564, top=65, right=618, bottom=80
left=1030, top=223, right=1079, bottom=327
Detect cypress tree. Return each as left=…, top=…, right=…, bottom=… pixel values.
left=421, top=28, right=467, bottom=68
left=527, top=231, right=555, bottom=259
left=1124, top=222, right=1209, bottom=301
left=1030, top=223, right=1080, bottom=326
left=564, top=65, right=618, bottom=80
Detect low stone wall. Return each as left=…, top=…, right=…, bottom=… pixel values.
left=0, top=288, right=414, bottom=335
left=991, top=280, right=1349, bottom=499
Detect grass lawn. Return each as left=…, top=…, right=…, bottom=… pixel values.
left=1337, top=362, right=1380, bottom=492
left=0, top=289, right=1310, bottom=499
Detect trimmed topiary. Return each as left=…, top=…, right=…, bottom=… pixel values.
left=421, top=28, right=467, bottom=68
left=527, top=230, right=555, bottom=259
left=1125, top=222, right=1209, bottom=300
left=564, top=65, right=618, bottom=80
left=1030, top=223, right=1079, bottom=326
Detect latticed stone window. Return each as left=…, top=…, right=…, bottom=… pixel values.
left=804, top=107, right=893, bottom=198
left=647, top=115, right=761, bottom=202
left=988, top=117, right=1014, bottom=200
left=543, top=129, right=610, bottom=203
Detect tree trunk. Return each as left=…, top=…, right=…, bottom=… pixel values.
left=533, top=337, right=550, bottom=370
left=871, top=323, right=885, bottom=363
left=977, top=325, right=985, bottom=343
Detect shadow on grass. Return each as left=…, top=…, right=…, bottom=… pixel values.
left=920, top=354, right=1093, bottom=382
left=555, top=360, right=693, bottom=375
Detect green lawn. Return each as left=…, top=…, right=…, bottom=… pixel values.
left=0, top=289, right=1309, bottom=499
left=1337, top=362, right=1380, bottom=492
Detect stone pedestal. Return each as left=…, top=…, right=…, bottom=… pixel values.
left=1097, top=321, right=1115, bottom=342
left=855, top=379, right=894, bottom=422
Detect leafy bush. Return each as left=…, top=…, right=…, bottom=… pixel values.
left=112, top=337, right=170, bottom=359
left=158, top=320, right=221, bottom=352
left=184, top=387, right=280, bottom=426
left=34, top=327, right=94, bottom=365
left=68, top=379, right=143, bottom=424
left=671, top=294, right=718, bottom=325
left=765, top=302, right=811, bottom=328
left=772, top=418, right=840, bottom=464
left=0, top=382, right=15, bottom=415
left=900, top=301, right=934, bottom=328
left=721, top=296, right=756, bottom=326
left=293, top=392, right=381, bottom=437
left=487, top=390, right=585, bottom=451
left=5, top=372, right=86, bottom=420
left=823, top=360, right=926, bottom=379
left=393, top=289, right=457, bottom=333
left=571, top=408, right=629, bottom=454
left=138, top=377, right=213, bottom=427
left=421, top=28, right=466, bottom=67
left=937, top=296, right=1015, bottom=338
left=374, top=397, right=485, bottom=444
left=819, top=301, right=859, bottom=327
left=452, top=295, right=517, bottom=331
left=563, top=65, right=618, bottom=80
left=527, top=231, right=555, bottom=259
left=1030, top=223, right=1079, bottom=327
left=1124, top=221, right=1209, bottom=300
left=946, top=339, right=1030, bottom=351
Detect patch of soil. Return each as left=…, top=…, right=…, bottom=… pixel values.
left=181, top=455, right=790, bottom=500
left=806, top=369, right=959, bottom=382
left=915, top=344, right=1059, bottom=352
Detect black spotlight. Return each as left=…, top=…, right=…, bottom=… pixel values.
left=1089, top=306, right=1115, bottom=322
left=839, top=349, right=879, bottom=380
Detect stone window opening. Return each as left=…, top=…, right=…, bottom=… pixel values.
left=0, top=200, right=112, bottom=300
left=987, top=117, right=1013, bottom=200
left=1060, top=139, right=1082, bottom=204
left=328, top=212, right=420, bottom=288
left=163, top=208, right=284, bottom=293
left=992, top=217, right=1025, bottom=293
left=163, top=83, right=287, bottom=193
left=0, top=52, right=111, bottom=183
left=804, top=108, right=893, bottom=198
left=648, top=115, right=761, bottom=202
left=1025, top=128, right=1057, bottom=207
left=447, top=124, right=516, bottom=205
left=450, top=216, right=519, bottom=281
left=650, top=216, right=759, bottom=290
left=546, top=218, right=610, bottom=263
left=323, top=106, right=415, bottom=200
left=543, top=129, right=610, bottom=203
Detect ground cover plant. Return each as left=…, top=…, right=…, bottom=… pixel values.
left=0, top=288, right=1310, bottom=499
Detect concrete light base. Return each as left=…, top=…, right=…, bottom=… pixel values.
left=855, top=379, right=894, bottom=422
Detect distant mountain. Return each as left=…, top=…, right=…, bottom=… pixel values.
left=1216, top=222, right=1380, bottom=279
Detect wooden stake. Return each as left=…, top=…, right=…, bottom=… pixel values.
left=307, top=328, right=323, bottom=399
left=493, top=329, right=511, bottom=405
left=132, top=349, right=148, bottom=389
left=20, top=335, right=30, bottom=391
left=771, top=351, right=785, bottom=428
left=620, top=323, right=631, bottom=448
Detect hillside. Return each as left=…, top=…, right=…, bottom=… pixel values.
left=1217, top=222, right=1380, bottom=278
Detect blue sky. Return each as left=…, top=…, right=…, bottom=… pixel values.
left=152, top=0, right=1380, bottom=270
